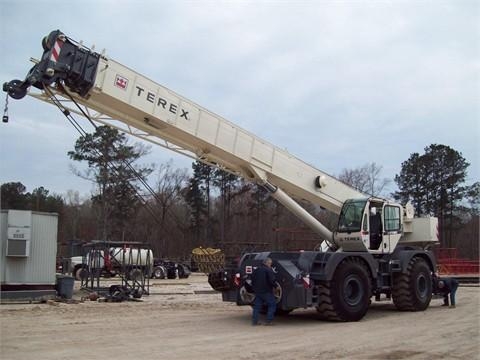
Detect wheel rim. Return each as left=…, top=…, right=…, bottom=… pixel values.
left=274, top=284, right=282, bottom=304
left=239, top=286, right=255, bottom=304
left=343, top=275, right=363, bottom=306
left=416, top=273, right=428, bottom=299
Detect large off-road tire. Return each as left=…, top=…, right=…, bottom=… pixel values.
left=316, top=258, right=371, bottom=321
left=392, top=256, right=432, bottom=311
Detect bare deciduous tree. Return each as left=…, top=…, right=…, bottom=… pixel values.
left=338, top=162, right=391, bottom=197
left=155, top=160, right=188, bottom=225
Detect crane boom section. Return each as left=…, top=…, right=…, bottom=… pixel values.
left=5, top=31, right=363, bottom=215
left=89, top=57, right=362, bottom=214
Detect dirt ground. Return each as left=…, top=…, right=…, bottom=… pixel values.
left=1, top=273, right=479, bottom=360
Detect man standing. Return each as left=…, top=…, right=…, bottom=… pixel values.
left=251, top=257, right=278, bottom=326
left=436, top=277, right=459, bottom=308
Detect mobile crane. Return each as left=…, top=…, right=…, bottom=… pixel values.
left=3, top=30, right=438, bottom=321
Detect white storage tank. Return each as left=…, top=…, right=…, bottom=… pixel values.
left=110, top=247, right=153, bottom=266
left=1, top=210, right=58, bottom=301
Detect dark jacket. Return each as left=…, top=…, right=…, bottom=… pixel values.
left=434, top=277, right=459, bottom=294
left=251, top=265, right=277, bottom=294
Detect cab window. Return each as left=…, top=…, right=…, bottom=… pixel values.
left=384, top=206, right=401, bottom=232
left=338, top=200, right=367, bottom=233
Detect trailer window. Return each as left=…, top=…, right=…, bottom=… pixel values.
left=338, top=200, right=367, bottom=233
left=384, top=206, right=401, bottom=232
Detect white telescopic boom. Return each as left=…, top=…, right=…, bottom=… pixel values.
left=3, top=30, right=366, bottom=241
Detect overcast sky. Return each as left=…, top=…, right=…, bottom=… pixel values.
left=0, top=0, right=478, bottom=200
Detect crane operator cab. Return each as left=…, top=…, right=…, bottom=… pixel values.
left=334, top=198, right=404, bottom=254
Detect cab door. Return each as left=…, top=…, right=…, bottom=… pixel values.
left=382, top=204, right=402, bottom=253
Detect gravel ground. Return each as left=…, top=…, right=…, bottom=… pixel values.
left=1, top=273, right=479, bottom=360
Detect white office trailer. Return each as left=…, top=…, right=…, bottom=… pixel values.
left=1, top=210, right=58, bottom=301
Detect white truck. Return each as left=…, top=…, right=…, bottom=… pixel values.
left=4, top=30, right=438, bottom=321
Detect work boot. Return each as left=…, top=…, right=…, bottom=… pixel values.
left=449, top=305, right=456, bottom=309
left=264, top=322, right=275, bottom=326
left=441, top=303, right=449, bottom=307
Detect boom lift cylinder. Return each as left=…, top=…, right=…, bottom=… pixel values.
left=263, top=182, right=333, bottom=242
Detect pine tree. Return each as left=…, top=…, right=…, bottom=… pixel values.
left=183, top=161, right=211, bottom=244
left=394, top=144, right=474, bottom=247
left=0, top=182, right=28, bottom=209
left=68, top=126, right=152, bottom=240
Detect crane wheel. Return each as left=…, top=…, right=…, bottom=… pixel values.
left=392, top=256, right=432, bottom=311
left=316, top=257, right=371, bottom=321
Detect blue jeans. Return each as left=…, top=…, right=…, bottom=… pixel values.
left=252, top=292, right=276, bottom=324
left=444, top=282, right=459, bottom=306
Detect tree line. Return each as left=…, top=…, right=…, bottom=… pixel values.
left=1, top=126, right=478, bottom=260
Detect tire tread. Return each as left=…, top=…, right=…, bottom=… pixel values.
left=316, top=257, right=371, bottom=322
left=392, top=256, right=431, bottom=311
